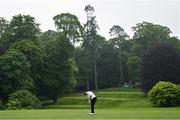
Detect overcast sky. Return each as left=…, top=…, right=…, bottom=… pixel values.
left=0, top=0, right=179, bottom=39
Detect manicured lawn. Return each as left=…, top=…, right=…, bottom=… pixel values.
left=0, top=108, right=180, bottom=119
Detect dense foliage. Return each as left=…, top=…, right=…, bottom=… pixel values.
left=0, top=50, right=34, bottom=101
left=53, top=13, right=83, bottom=43
left=41, top=33, right=76, bottom=100
left=140, top=42, right=180, bottom=93
left=148, top=81, right=180, bottom=107
left=0, top=14, right=40, bottom=51
left=10, top=40, right=44, bottom=95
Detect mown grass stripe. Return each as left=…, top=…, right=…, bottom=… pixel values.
left=0, top=119, right=179, bottom=120
left=1, top=119, right=179, bottom=120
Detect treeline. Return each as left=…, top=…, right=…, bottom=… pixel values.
left=0, top=5, right=180, bottom=106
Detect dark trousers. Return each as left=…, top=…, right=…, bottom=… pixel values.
left=90, top=97, right=97, bottom=113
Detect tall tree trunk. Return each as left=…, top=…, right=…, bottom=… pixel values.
left=94, top=47, right=98, bottom=89
left=87, top=76, right=90, bottom=90
left=119, top=46, right=123, bottom=87
left=94, top=60, right=97, bottom=89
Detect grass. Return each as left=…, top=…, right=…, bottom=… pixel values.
left=0, top=108, right=180, bottom=119
left=45, top=87, right=150, bottom=109
left=0, top=87, right=180, bottom=120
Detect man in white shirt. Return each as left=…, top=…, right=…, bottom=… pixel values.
left=84, top=90, right=97, bottom=114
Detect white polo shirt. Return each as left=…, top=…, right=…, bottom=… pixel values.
left=86, top=91, right=96, bottom=100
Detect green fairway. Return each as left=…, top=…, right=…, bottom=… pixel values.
left=0, top=108, right=180, bottom=119
left=0, top=88, right=180, bottom=120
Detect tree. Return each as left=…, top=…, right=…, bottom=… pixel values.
left=132, top=21, right=171, bottom=55
left=74, top=47, right=90, bottom=91
left=109, top=25, right=129, bottom=86
left=130, top=22, right=177, bottom=84
left=75, top=34, right=125, bottom=89
left=0, top=17, right=8, bottom=38
left=95, top=36, right=119, bottom=88
left=0, top=14, right=40, bottom=50
left=39, top=30, right=57, bottom=46
left=0, top=17, right=8, bottom=54
left=0, top=50, right=34, bottom=101
left=53, top=13, right=83, bottom=43
left=10, top=40, right=44, bottom=94
left=9, top=14, right=40, bottom=41
left=57, top=8, right=100, bottom=91
left=127, top=56, right=140, bottom=83
left=82, top=4, right=99, bottom=89
left=41, top=33, right=76, bottom=101
left=83, top=5, right=98, bottom=48
left=75, top=35, right=110, bottom=89
left=140, top=42, right=180, bottom=93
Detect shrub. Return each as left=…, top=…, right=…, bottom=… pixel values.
left=7, top=90, right=41, bottom=110
left=148, top=81, right=180, bottom=107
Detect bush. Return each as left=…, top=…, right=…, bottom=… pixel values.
left=7, top=90, right=41, bottom=110
left=148, top=81, right=180, bottom=107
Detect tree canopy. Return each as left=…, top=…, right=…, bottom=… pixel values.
left=140, top=42, right=180, bottom=93
left=53, top=13, right=83, bottom=43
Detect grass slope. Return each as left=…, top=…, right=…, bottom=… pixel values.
left=44, top=88, right=151, bottom=109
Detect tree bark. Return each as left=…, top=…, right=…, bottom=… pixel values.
left=119, top=46, right=123, bottom=87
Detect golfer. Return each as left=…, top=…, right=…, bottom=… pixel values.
left=84, top=90, right=97, bottom=114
